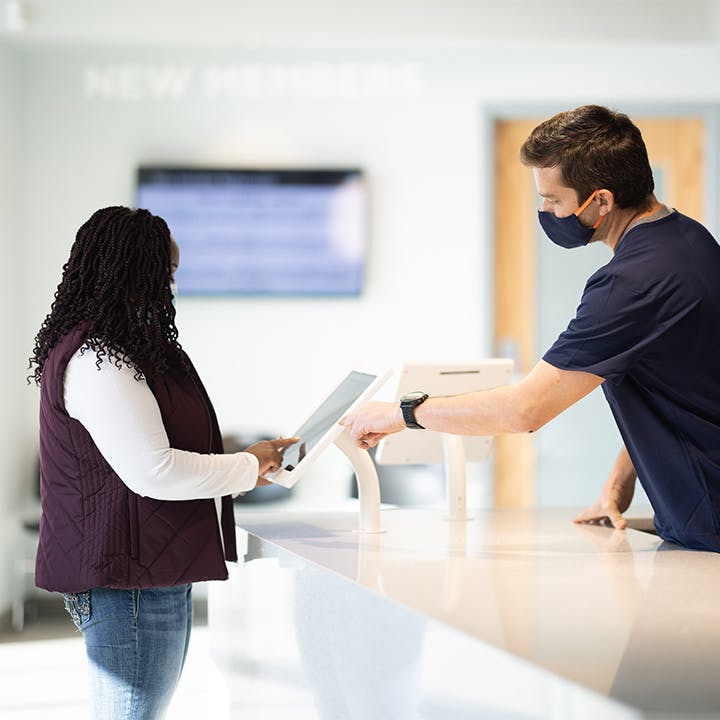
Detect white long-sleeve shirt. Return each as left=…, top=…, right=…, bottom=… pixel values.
left=64, top=349, right=259, bottom=526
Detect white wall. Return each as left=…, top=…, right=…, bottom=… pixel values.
left=20, top=45, right=491, bottom=433
left=20, top=40, right=720, bottom=427
left=0, top=42, right=25, bottom=617
left=4, top=1, right=720, bottom=616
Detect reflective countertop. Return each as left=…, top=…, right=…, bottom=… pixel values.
left=236, top=506, right=720, bottom=718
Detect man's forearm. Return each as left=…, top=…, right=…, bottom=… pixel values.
left=414, top=360, right=603, bottom=437
left=609, top=446, right=637, bottom=487
left=413, top=385, right=532, bottom=436
left=341, top=360, right=603, bottom=449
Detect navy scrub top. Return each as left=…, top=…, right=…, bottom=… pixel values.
left=543, top=211, right=720, bottom=551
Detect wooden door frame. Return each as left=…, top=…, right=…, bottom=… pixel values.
left=480, top=102, right=720, bottom=506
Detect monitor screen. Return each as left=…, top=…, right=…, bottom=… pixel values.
left=136, top=167, right=366, bottom=296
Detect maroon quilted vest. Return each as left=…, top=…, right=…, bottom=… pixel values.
left=35, top=324, right=238, bottom=593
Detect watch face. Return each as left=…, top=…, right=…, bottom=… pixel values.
left=402, top=391, right=427, bottom=403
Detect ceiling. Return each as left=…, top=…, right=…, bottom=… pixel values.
left=1, top=0, right=719, bottom=50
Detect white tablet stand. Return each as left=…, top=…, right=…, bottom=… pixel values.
left=442, top=433, right=472, bottom=522
left=334, top=429, right=384, bottom=534
left=375, top=361, right=514, bottom=523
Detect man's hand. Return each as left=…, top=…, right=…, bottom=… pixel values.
left=573, top=489, right=631, bottom=530
left=243, top=437, right=299, bottom=479
left=574, top=447, right=636, bottom=530
left=340, top=401, right=405, bottom=449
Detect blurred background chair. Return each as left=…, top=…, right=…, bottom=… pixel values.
left=11, top=456, right=41, bottom=631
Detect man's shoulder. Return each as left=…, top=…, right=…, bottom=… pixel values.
left=631, top=209, right=715, bottom=244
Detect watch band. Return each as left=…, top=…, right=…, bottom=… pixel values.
left=400, top=392, right=429, bottom=430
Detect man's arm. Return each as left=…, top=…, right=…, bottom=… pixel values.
left=573, top=446, right=637, bottom=530
left=341, top=359, right=604, bottom=447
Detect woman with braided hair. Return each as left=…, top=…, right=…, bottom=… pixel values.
left=29, top=206, right=296, bottom=719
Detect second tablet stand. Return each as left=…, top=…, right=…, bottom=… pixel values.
left=333, top=429, right=471, bottom=530
left=442, top=433, right=472, bottom=521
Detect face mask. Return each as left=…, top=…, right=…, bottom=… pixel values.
left=538, top=190, right=602, bottom=249
left=170, top=282, right=178, bottom=307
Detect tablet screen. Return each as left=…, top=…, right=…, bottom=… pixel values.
left=280, top=371, right=377, bottom=472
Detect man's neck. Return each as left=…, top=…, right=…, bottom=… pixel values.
left=597, top=195, right=664, bottom=252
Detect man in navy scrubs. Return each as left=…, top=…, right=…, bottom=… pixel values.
left=342, top=105, right=720, bottom=552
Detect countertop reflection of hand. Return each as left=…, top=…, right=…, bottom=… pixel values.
left=573, top=523, right=632, bottom=554
left=244, top=437, right=299, bottom=480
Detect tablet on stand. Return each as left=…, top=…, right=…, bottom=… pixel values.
left=267, top=369, right=392, bottom=532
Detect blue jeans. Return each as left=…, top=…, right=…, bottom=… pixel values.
left=63, top=585, right=193, bottom=719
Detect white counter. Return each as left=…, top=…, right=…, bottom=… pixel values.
left=208, top=507, right=720, bottom=719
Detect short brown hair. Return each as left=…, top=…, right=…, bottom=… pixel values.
left=520, top=105, right=654, bottom=209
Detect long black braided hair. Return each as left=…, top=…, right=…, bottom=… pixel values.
left=29, top=206, right=187, bottom=384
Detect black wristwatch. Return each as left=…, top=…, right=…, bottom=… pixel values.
left=400, top=391, right=429, bottom=430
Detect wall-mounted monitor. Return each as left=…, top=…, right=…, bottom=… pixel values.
left=136, top=167, right=366, bottom=296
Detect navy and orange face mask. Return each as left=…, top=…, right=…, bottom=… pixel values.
left=538, top=190, right=603, bottom=249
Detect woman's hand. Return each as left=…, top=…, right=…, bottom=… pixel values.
left=243, top=437, right=299, bottom=479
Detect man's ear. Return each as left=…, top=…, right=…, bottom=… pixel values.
left=596, top=189, right=615, bottom=216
